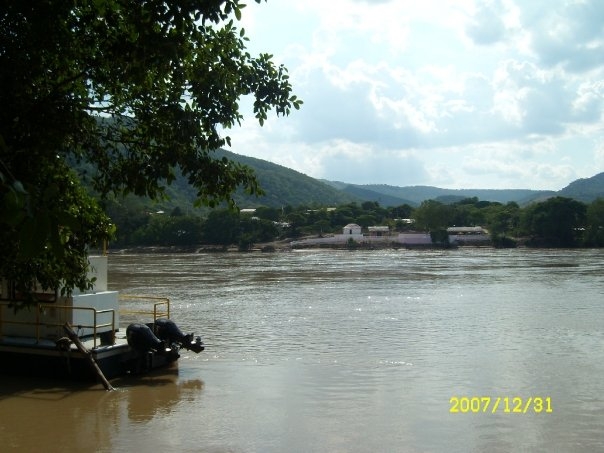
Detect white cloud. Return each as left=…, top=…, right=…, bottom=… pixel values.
left=314, top=142, right=429, bottom=185
left=465, top=0, right=508, bottom=45
left=596, top=146, right=604, bottom=169
left=226, top=0, right=604, bottom=191
left=524, top=0, right=604, bottom=72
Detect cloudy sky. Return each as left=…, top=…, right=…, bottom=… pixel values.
left=224, top=0, right=604, bottom=190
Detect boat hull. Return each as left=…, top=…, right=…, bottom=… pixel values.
left=0, top=336, right=179, bottom=381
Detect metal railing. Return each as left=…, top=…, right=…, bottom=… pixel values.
left=0, top=295, right=170, bottom=349
left=0, top=302, right=116, bottom=349
left=118, top=295, right=170, bottom=323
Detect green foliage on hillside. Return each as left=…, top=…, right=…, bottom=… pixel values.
left=336, top=184, right=548, bottom=206
left=558, top=172, right=604, bottom=203
left=338, top=184, right=415, bottom=207
left=96, top=149, right=604, bottom=249
left=101, top=156, right=604, bottom=217
left=96, top=148, right=359, bottom=219
left=213, top=149, right=359, bottom=207
left=97, top=147, right=604, bottom=250
left=324, top=172, right=604, bottom=207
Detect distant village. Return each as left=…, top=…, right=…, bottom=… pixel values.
left=106, top=195, right=600, bottom=250
left=290, top=223, right=490, bottom=248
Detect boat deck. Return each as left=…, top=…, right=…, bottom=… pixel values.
left=0, top=330, right=129, bottom=355
left=0, top=329, right=174, bottom=380
left=0, top=259, right=183, bottom=380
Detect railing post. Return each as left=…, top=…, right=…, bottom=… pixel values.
left=93, top=309, right=97, bottom=349
left=35, top=304, right=40, bottom=343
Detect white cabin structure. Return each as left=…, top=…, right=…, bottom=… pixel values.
left=343, top=223, right=362, bottom=236
left=447, top=226, right=490, bottom=244
left=0, top=256, right=118, bottom=340
left=368, top=226, right=390, bottom=237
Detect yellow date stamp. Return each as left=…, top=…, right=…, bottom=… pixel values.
left=449, top=396, right=553, bottom=414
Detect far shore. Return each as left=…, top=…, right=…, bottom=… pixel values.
left=107, top=238, right=504, bottom=255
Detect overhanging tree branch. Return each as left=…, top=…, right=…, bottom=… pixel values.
left=0, top=0, right=302, bottom=303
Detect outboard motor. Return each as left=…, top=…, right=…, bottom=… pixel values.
left=147, top=318, right=205, bottom=353
left=126, top=323, right=166, bottom=353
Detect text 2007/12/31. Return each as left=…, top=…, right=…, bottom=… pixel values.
left=449, top=396, right=553, bottom=414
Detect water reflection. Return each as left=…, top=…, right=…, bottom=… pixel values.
left=0, top=368, right=205, bottom=452
left=0, top=375, right=102, bottom=402
left=112, top=369, right=204, bottom=423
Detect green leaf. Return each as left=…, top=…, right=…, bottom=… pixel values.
left=19, top=216, right=50, bottom=259
left=12, top=180, right=27, bottom=194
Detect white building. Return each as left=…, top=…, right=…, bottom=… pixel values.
left=447, top=226, right=491, bottom=244
left=343, top=223, right=362, bottom=235
left=368, top=226, right=390, bottom=237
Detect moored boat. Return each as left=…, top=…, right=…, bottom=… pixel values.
left=0, top=254, right=204, bottom=383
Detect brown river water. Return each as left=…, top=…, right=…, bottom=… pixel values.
left=1, top=248, right=603, bottom=452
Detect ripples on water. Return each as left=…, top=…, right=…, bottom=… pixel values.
left=1, top=248, right=603, bottom=452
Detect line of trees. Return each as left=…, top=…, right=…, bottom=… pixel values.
left=106, top=196, right=604, bottom=249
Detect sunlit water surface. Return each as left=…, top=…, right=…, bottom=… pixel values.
left=1, top=248, right=603, bottom=452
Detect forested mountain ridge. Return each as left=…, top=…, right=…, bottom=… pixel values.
left=212, top=149, right=358, bottom=207
left=558, top=172, right=604, bottom=203
left=91, top=149, right=604, bottom=211
left=92, top=151, right=604, bottom=249
left=323, top=182, right=550, bottom=207
left=93, top=149, right=359, bottom=215
left=190, top=151, right=604, bottom=208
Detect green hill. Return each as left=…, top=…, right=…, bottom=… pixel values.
left=94, top=149, right=359, bottom=214
left=347, top=184, right=549, bottom=206
left=321, top=182, right=550, bottom=206
left=213, top=150, right=358, bottom=208
left=558, top=172, right=604, bottom=202
left=338, top=184, right=416, bottom=207
left=82, top=148, right=604, bottom=211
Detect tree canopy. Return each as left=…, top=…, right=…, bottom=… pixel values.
left=0, top=0, right=301, bottom=302
left=519, top=196, right=586, bottom=247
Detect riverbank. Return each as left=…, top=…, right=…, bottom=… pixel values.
left=107, top=236, right=484, bottom=254
left=108, top=239, right=295, bottom=254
